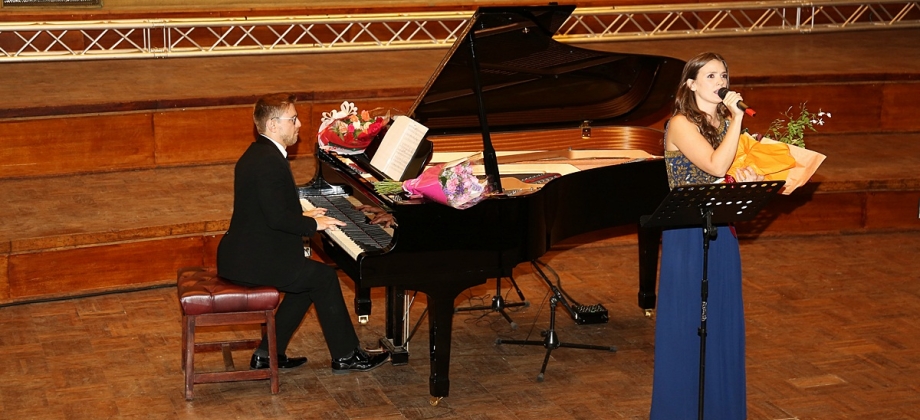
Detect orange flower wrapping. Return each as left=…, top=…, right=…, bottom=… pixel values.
left=729, top=132, right=826, bottom=195
left=729, top=133, right=796, bottom=181
left=761, top=138, right=827, bottom=195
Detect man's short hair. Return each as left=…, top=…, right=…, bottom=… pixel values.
left=253, top=93, right=297, bottom=134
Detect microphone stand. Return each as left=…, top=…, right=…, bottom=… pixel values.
left=496, top=260, right=615, bottom=382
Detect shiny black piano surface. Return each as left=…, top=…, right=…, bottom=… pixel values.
left=303, top=5, right=684, bottom=401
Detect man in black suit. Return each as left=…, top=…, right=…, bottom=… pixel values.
left=217, top=93, right=389, bottom=373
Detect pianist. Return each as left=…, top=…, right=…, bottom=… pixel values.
left=216, top=93, right=390, bottom=373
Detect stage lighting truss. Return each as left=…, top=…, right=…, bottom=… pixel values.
left=0, top=0, right=918, bottom=62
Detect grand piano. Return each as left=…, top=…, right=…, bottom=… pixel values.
left=300, top=5, right=684, bottom=403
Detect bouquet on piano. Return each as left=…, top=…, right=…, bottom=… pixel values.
left=373, top=157, right=490, bottom=209
left=317, top=101, right=390, bottom=155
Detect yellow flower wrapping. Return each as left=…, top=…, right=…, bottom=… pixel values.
left=728, top=132, right=796, bottom=181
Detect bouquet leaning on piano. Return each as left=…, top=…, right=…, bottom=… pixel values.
left=373, top=157, right=491, bottom=210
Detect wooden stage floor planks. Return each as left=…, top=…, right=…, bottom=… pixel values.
left=0, top=230, right=919, bottom=419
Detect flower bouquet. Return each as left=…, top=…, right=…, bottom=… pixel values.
left=317, top=101, right=389, bottom=155
left=730, top=103, right=828, bottom=194
left=373, top=157, right=490, bottom=209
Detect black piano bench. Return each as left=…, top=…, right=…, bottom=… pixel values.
left=177, top=266, right=280, bottom=400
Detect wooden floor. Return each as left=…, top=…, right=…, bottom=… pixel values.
left=1, top=230, right=919, bottom=419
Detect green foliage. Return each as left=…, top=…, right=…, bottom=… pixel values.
left=765, top=103, right=830, bottom=148
left=373, top=180, right=404, bottom=195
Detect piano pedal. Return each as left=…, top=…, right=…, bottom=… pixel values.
left=572, top=303, right=609, bottom=325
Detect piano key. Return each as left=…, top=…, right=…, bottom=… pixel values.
left=299, top=195, right=393, bottom=260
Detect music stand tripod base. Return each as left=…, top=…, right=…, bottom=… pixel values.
left=455, top=276, right=529, bottom=329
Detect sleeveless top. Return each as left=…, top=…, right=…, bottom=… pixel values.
left=663, top=118, right=729, bottom=189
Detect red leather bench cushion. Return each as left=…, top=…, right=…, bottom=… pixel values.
left=178, top=269, right=279, bottom=316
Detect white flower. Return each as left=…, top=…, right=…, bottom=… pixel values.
left=766, top=102, right=831, bottom=148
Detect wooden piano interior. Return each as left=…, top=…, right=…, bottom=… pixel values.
left=426, top=126, right=665, bottom=155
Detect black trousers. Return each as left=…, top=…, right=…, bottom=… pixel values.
left=232, top=258, right=359, bottom=359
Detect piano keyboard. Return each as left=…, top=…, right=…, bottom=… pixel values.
left=300, top=195, right=393, bottom=260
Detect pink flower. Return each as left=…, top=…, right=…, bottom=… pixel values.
left=375, top=159, right=489, bottom=209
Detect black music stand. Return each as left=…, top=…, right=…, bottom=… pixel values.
left=496, top=260, right=616, bottom=382
left=300, top=144, right=351, bottom=197
left=455, top=276, right=529, bottom=329
left=640, top=180, right=784, bottom=420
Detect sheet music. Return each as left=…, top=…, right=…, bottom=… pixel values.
left=370, top=115, right=429, bottom=180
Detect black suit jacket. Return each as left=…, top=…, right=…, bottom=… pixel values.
left=217, top=135, right=317, bottom=287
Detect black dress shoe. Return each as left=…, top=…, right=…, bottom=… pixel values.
left=250, top=354, right=308, bottom=370
left=331, top=348, right=389, bottom=374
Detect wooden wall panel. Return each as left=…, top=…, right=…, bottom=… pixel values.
left=737, top=192, right=866, bottom=235
left=152, top=106, right=255, bottom=166
left=882, top=82, right=920, bottom=132
left=0, top=82, right=912, bottom=180
left=0, top=254, right=9, bottom=302
left=866, top=191, right=920, bottom=230
left=0, top=113, right=156, bottom=179
left=284, top=102, right=316, bottom=159
left=7, top=236, right=204, bottom=301
left=738, top=83, right=884, bottom=136
left=739, top=190, right=920, bottom=236
left=202, top=234, right=222, bottom=269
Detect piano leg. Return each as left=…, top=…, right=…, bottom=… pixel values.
left=426, top=291, right=456, bottom=401
left=354, top=286, right=372, bottom=324
left=421, top=282, right=482, bottom=403
left=637, top=224, right=662, bottom=316
left=383, top=286, right=409, bottom=365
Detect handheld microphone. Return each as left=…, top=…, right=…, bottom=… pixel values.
left=718, top=88, right=756, bottom=117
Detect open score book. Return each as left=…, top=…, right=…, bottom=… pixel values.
left=369, top=115, right=429, bottom=181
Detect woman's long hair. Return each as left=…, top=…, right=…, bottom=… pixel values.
left=673, top=52, right=731, bottom=148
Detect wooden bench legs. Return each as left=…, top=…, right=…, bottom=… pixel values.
left=181, top=310, right=279, bottom=400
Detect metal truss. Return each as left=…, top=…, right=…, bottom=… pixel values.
left=1, top=0, right=918, bottom=62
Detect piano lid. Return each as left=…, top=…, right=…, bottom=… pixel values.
left=408, top=5, right=686, bottom=136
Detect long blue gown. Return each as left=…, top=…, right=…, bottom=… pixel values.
left=649, top=149, right=747, bottom=420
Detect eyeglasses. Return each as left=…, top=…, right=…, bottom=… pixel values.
left=273, top=115, right=299, bottom=123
